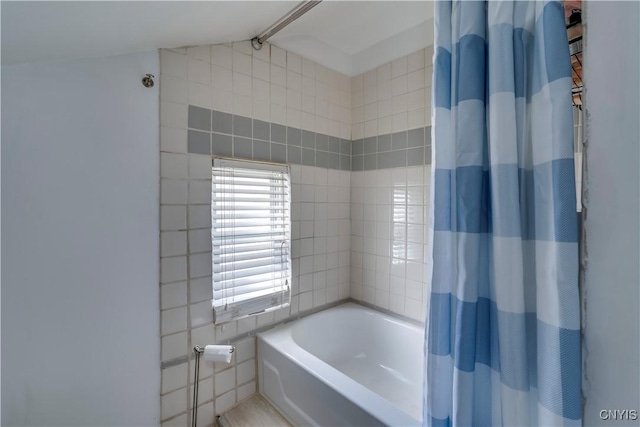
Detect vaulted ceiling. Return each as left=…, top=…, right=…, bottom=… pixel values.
left=1, top=1, right=434, bottom=76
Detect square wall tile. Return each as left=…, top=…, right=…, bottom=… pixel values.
left=191, top=323, right=215, bottom=347
left=189, top=180, right=212, bottom=205
left=187, top=130, right=211, bottom=155
left=190, top=276, right=214, bottom=304
left=211, top=45, right=232, bottom=69
left=271, top=123, right=286, bottom=143
left=235, top=337, right=256, bottom=363
left=237, top=359, right=256, bottom=385
left=161, top=205, right=187, bottom=231
left=190, top=378, right=214, bottom=406
left=237, top=381, right=256, bottom=403
left=188, top=155, right=212, bottom=179
left=253, top=139, right=270, bottom=162
left=162, top=362, right=188, bottom=394
left=162, top=414, right=188, bottom=427
left=233, top=136, right=252, bottom=159
left=161, top=231, right=187, bottom=257
left=188, top=105, right=212, bottom=131
left=271, top=143, right=287, bottom=163
left=161, top=387, right=187, bottom=421
left=212, top=111, right=233, bottom=134
left=215, top=367, right=236, bottom=397
left=195, top=403, right=214, bottom=427
left=161, top=102, right=187, bottom=129
left=161, top=281, right=188, bottom=310
left=212, top=133, right=233, bottom=157
left=190, top=252, right=212, bottom=278
left=407, top=147, right=425, bottom=166
left=189, top=229, right=212, bottom=254
left=162, top=306, right=188, bottom=336
left=162, top=331, right=188, bottom=362
left=161, top=256, right=187, bottom=284
left=190, top=300, right=214, bottom=328
left=288, top=146, right=301, bottom=164
left=215, top=389, right=236, bottom=415
left=253, top=119, right=270, bottom=141
left=161, top=50, right=187, bottom=79
left=233, top=115, right=252, bottom=138
left=161, top=126, right=187, bottom=154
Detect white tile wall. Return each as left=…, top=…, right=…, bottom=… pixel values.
left=352, top=46, right=434, bottom=139
left=193, top=43, right=352, bottom=139
left=350, top=166, right=431, bottom=321
left=294, top=165, right=352, bottom=304
left=159, top=43, right=435, bottom=425
left=159, top=42, right=353, bottom=425
left=348, top=47, right=433, bottom=319
left=160, top=335, right=258, bottom=427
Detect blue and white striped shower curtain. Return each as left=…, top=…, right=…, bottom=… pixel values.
left=425, top=1, right=581, bottom=426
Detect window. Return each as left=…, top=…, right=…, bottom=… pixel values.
left=211, top=158, right=291, bottom=324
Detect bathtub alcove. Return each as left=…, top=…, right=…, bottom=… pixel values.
left=258, top=303, right=424, bottom=426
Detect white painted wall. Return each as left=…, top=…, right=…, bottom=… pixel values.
left=1, top=52, right=160, bottom=426
left=582, top=2, right=640, bottom=425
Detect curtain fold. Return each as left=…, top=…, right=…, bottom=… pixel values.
left=424, top=1, right=581, bottom=426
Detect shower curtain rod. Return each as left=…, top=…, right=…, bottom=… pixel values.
left=251, top=0, right=322, bottom=50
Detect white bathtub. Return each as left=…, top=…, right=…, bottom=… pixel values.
left=257, top=303, right=424, bottom=426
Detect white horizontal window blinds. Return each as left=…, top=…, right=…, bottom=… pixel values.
left=212, top=158, right=291, bottom=324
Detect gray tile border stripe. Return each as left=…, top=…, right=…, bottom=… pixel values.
left=186, top=106, right=432, bottom=170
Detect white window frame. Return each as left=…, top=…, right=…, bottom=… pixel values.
left=211, top=158, right=291, bottom=324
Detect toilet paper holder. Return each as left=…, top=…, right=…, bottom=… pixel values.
left=194, top=344, right=235, bottom=354
left=191, top=345, right=236, bottom=427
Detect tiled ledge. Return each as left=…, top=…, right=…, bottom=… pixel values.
left=159, top=297, right=423, bottom=370
left=160, top=298, right=350, bottom=370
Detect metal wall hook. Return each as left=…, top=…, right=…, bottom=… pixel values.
left=141, top=74, right=155, bottom=88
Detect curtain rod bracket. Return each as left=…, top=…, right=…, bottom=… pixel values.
left=251, top=37, right=263, bottom=51
left=250, top=1, right=322, bottom=50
